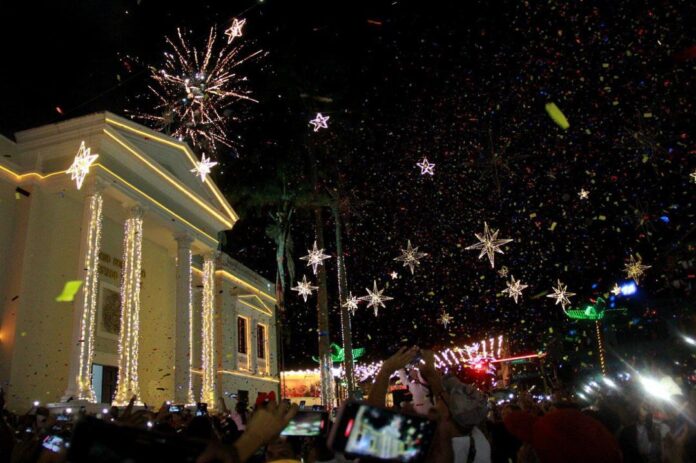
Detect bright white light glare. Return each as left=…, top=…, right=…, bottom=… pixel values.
left=584, top=385, right=593, bottom=394
left=684, top=336, right=696, bottom=346
left=509, top=393, right=514, bottom=399
left=639, top=375, right=672, bottom=401
left=66, top=408, right=72, bottom=414
left=33, top=401, right=39, bottom=406
left=578, top=392, right=588, bottom=401
left=620, top=282, right=637, bottom=296
left=147, top=421, right=153, bottom=428
left=102, top=408, right=109, bottom=414
left=589, top=381, right=599, bottom=388
left=602, top=377, right=618, bottom=389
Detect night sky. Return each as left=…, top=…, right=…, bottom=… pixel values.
left=2, top=0, right=694, bottom=373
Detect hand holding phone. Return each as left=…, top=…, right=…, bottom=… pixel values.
left=328, top=401, right=436, bottom=462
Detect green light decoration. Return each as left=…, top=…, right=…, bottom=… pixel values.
left=313, top=343, right=366, bottom=364
left=563, top=297, right=627, bottom=321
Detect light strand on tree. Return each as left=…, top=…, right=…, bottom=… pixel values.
left=76, top=192, right=103, bottom=401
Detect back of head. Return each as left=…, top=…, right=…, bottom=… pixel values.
left=531, top=409, right=622, bottom=463
left=442, top=376, right=488, bottom=428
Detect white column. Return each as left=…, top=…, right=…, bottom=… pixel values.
left=174, top=232, right=194, bottom=404
left=63, top=181, right=104, bottom=402
left=251, top=318, right=259, bottom=374
left=114, top=206, right=145, bottom=405
left=200, top=253, right=216, bottom=409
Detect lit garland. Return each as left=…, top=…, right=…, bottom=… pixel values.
left=75, top=192, right=103, bottom=401
left=186, top=247, right=195, bottom=404
left=114, top=207, right=144, bottom=405
left=201, top=256, right=216, bottom=409
left=595, top=321, right=607, bottom=374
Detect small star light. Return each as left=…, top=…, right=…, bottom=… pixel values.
left=390, top=271, right=399, bottom=280
left=546, top=279, right=576, bottom=310
left=309, top=113, right=329, bottom=132
left=416, top=158, right=435, bottom=175
left=393, top=240, right=428, bottom=274
left=624, top=254, right=651, bottom=285
left=502, top=276, right=528, bottom=304
left=66, top=141, right=99, bottom=190
left=342, top=292, right=360, bottom=315
left=190, top=153, right=218, bottom=182
left=300, top=241, right=331, bottom=274
left=291, top=275, right=318, bottom=302
left=224, top=18, right=246, bottom=43
left=578, top=188, right=590, bottom=199
left=690, top=170, right=696, bottom=183
left=498, top=266, right=509, bottom=278
left=610, top=284, right=622, bottom=296
left=438, top=312, right=453, bottom=328
left=465, top=222, right=513, bottom=268
left=359, top=280, right=393, bottom=316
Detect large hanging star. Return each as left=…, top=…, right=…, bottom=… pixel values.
left=291, top=275, right=318, bottom=302
left=438, top=312, right=453, bottom=328
left=66, top=141, right=99, bottom=190
left=546, top=279, right=576, bottom=310
left=342, top=292, right=360, bottom=315
left=224, top=18, right=246, bottom=43
left=300, top=241, right=331, bottom=274
left=624, top=254, right=651, bottom=285
left=502, top=276, right=528, bottom=304
left=190, top=153, right=218, bottom=182
left=393, top=240, right=428, bottom=274
left=465, top=222, right=513, bottom=268
left=309, top=113, right=330, bottom=131
left=416, top=158, right=435, bottom=175
left=359, top=280, right=393, bottom=316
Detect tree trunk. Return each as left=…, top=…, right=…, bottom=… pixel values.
left=332, top=205, right=355, bottom=396
left=314, top=208, right=334, bottom=408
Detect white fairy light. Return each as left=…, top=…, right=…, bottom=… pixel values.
left=299, top=240, right=331, bottom=275
left=465, top=222, right=513, bottom=268
left=416, top=158, right=435, bottom=175
left=76, top=192, right=103, bottom=402
left=393, top=240, right=428, bottom=274
left=66, top=141, right=98, bottom=190
left=201, top=256, right=216, bottom=409
left=309, top=113, right=329, bottom=131
left=359, top=280, right=393, bottom=316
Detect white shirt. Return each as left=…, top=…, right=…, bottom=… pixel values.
left=452, top=426, right=492, bottom=463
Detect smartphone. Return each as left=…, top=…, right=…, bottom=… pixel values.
left=42, top=434, right=65, bottom=453
left=280, top=411, right=329, bottom=437
left=195, top=402, right=208, bottom=416
left=68, top=416, right=207, bottom=462
left=328, top=401, right=436, bottom=462
left=169, top=404, right=182, bottom=413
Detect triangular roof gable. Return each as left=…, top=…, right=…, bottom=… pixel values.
left=104, top=114, right=238, bottom=223
left=237, top=294, right=273, bottom=316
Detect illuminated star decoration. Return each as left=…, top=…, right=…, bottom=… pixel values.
left=578, top=188, right=590, bottom=199
left=309, top=113, right=330, bottom=132
left=610, top=284, right=622, bottom=296
left=342, top=292, right=360, bottom=315
left=393, top=240, right=428, bottom=274
left=224, top=18, right=246, bottom=43
left=690, top=170, right=696, bottom=183
left=359, top=280, right=393, bottom=316
left=502, top=276, right=528, bottom=304
left=438, top=312, right=453, bottom=328
left=190, top=153, right=218, bottom=181
left=390, top=271, right=399, bottom=280
left=465, top=222, right=513, bottom=268
left=291, top=275, right=318, bottom=302
left=497, top=266, right=509, bottom=278
left=135, top=27, right=263, bottom=152
left=624, top=254, right=651, bottom=285
left=299, top=241, right=331, bottom=274
left=416, top=157, right=435, bottom=175
left=66, top=141, right=99, bottom=190
left=546, top=279, right=576, bottom=310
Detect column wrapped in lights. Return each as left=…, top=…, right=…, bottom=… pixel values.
left=114, top=206, right=144, bottom=405
left=75, top=192, right=103, bottom=401
left=174, top=233, right=195, bottom=405
left=200, top=254, right=216, bottom=409
left=186, top=248, right=195, bottom=404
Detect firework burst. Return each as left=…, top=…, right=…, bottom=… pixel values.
left=136, top=26, right=264, bottom=153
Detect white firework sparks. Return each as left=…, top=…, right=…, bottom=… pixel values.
left=135, top=27, right=264, bottom=153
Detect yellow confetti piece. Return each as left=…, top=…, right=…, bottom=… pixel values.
left=15, top=192, right=20, bottom=200
left=549, top=222, right=557, bottom=231
left=529, top=212, right=537, bottom=218
left=598, top=215, right=606, bottom=221
left=643, top=112, right=652, bottom=118
left=55, top=281, right=83, bottom=302
left=545, top=102, right=570, bottom=129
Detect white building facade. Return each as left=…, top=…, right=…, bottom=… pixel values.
left=0, top=112, right=279, bottom=411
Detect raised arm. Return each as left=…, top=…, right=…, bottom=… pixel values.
left=367, top=346, right=419, bottom=407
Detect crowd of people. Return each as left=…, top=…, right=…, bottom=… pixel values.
left=1, top=347, right=695, bottom=462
